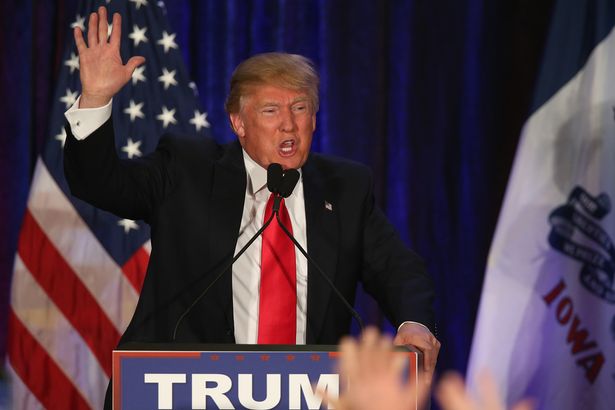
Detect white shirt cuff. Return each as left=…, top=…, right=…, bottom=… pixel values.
left=398, top=320, right=432, bottom=334
left=64, top=96, right=113, bottom=140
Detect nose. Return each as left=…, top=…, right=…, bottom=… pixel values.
left=279, top=108, right=297, bottom=132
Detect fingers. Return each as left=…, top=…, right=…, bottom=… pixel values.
left=74, top=27, right=87, bottom=53
left=125, top=56, right=146, bottom=74
left=86, top=7, right=113, bottom=47
left=476, top=371, right=505, bottom=410
left=98, top=6, right=109, bottom=44
left=435, top=371, right=475, bottom=410
left=125, top=56, right=146, bottom=83
left=338, top=336, right=359, bottom=383
left=394, top=323, right=441, bottom=374
left=511, top=399, right=536, bottom=410
left=87, top=11, right=98, bottom=46
left=422, top=341, right=440, bottom=373
left=110, top=13, right=122, bottom=48
left=395, top=336, right=439, bottom=372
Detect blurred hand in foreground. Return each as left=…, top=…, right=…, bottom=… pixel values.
left=328, top=328, right=534, bottom=410
left=324, top=327, right=427, bottom=410
left=436, top=371, right=534, bottom=410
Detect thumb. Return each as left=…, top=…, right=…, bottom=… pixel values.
left=125, top=56, right=146, bottom=75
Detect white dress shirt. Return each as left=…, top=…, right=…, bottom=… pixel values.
left=233, top=153, right=308, bottom=344
left=64, top=98, right=309, bottom=344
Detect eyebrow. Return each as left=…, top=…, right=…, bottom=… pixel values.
left=258, top=96, right=309, bottom=108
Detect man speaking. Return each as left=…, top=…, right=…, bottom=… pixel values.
left=63, top=5, right=440, bottom=395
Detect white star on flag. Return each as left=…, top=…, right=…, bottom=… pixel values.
left=55, top=128, right=67, bottom=147
left=64, top=52, right=79, bottom=73
left=189, top=81, right=199, bottom=96
left=70, top=14, right=85, bottom=31
left=156, top=106, right=177, bottom=128
left=7, top=2, right=215, bottom=409
left=157, top=31, right=178, bottom=53
left=117, top=219, right=139, bottom=234
left=158, top=67, right=178, bottom=89
left=131, top=66, right=146, bottom=85
left=130, top=0, right=148, bottom=9
left=189, top=110, right=210, bottom=131
left=59, top=88, right=78, bottom=108
left=122, top=138, right=143, bottom=159
left=128, top=25, right=148, bottom=46
left=123, top=100, right=145, bottom=122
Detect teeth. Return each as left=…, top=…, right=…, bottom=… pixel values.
left=280, top=140, right=294, bottom=153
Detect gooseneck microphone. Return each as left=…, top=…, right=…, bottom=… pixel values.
left=172, top=162, right=365, bottom=340
left=270, top=169, right=365, bottom=332
left=273, top=168, right=300, bottom=212
left=172, top=163, right=283, bottom=341
left=267, top=163, right=284, bottom=193
left=276, top=214, right=365, bottom=331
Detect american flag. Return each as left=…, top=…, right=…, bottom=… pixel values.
left=7, top=0, right=210, bottom=408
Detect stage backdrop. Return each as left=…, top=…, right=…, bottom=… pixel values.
left=0, top=0, right=555, bottom=386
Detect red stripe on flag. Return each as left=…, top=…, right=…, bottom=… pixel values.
left=122, top=246, right=149, bottom=292
left=18, top=210, right=120, bottom=376
left=7, top=309, right=92, bottom=410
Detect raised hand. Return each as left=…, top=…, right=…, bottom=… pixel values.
left=74, top=6, right=145, bottom=108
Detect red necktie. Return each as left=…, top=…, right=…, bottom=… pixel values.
left=258, top=194, right=297, bottom=344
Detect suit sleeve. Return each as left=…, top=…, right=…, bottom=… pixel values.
left=63, top=117, right=175, bottom=222
left=359, top=171, right=436, bottom=333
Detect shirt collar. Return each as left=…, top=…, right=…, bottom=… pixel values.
left=241, top=149, right=303, bottom=196
left=242, top=149, right=268, bottom=196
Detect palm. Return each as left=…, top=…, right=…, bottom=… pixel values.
left=74, top=7, right=144, bottom=108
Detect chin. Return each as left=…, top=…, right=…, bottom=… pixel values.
left=279, top=159, right=303, bottom=170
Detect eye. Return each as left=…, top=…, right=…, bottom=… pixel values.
left=262, top=107, right=277, bottom=114
left=292, top=104, right=307, bottom=112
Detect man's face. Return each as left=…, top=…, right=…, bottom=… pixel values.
left=229, top=84, right=316, bottom=170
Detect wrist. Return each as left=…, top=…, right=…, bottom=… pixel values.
left=79, top=93, right=113, bottom=109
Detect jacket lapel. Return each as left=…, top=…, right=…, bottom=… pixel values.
left=302, top=157, right=339, bottom=343
left=204, top=147, right=340, bottom=343
left=208, top=141, right=246, bottom=338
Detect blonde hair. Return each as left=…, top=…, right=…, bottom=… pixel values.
left=224, top=52, right=320, bottom=114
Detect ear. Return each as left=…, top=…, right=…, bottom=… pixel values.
left=229, top=112, right=245, bottom=138
left=311, top=112, right=316, bottom=132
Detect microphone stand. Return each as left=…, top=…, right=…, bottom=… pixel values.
left=172, top=211, right=276, bottom=341
left=274, top=209, right=365, bottom=332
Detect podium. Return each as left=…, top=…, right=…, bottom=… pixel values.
left=113, top=344, right=421, bottom=409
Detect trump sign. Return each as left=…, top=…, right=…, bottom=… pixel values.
left=113, top=345, right=418, bottom=409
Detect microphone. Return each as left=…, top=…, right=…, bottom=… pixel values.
left=273, top=168, right=300, bottom=213
left=173, top=163, right=365, bottom=339
left=267, top=163, right=283, bottom=193
left=279, top=169, right=300, bottom=197
left=172, top=163, right=283, bottom=341
left=271, top=171, right=365, bottom=332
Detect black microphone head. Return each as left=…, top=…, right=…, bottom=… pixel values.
left=267, top=163, right=283, bottom=194
left=279, top=169, right=300, bottom=198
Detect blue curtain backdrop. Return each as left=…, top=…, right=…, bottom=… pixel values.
left=0, top=0, right=555, bottom=379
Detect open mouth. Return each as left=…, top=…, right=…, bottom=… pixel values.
left=278, top=139, right=297, bottom=157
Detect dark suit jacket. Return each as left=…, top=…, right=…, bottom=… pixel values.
left=64, top=118, right=435, bottom=347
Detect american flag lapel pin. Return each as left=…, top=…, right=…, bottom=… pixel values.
left=324, top=201, right=333, bottom=211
